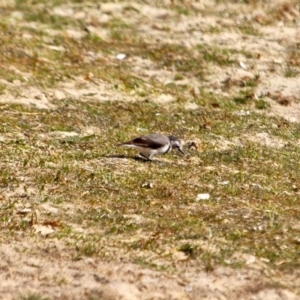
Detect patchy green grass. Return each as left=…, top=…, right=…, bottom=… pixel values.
left=237, top=23, right=262, bottom=36
left=1, top=97, right=300, bottom=274
left=19, top=294, right=50, bottom=300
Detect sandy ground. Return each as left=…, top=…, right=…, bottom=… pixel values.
left=1, top=241, right=299, bottom=300
left=1, top=0, right=300, bottom=299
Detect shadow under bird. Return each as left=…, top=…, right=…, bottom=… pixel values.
left=118, top=133, right=185, bottom=160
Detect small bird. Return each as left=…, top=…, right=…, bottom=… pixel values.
left=118, top=133, right=185, bottom=160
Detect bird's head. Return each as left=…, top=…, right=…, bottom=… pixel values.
left=168, top=136, right=185, bottom=155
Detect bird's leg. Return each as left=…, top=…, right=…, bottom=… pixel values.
left=139, top=153, right=152, bottom=161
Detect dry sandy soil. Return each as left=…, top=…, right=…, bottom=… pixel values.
left=1, top=0, right=300, bottom=299
left=1, top=241, right=299, bottom=300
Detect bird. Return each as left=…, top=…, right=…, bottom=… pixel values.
left=118, top=133, right=185, bottom=160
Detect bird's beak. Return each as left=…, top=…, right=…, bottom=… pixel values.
left=178, top=148, right=185, bottom=156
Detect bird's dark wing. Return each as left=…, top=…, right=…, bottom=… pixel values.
left=131, top=136, right=165, bottom=149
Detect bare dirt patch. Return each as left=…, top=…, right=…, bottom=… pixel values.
left=0, top=242, right=299, bottom=300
